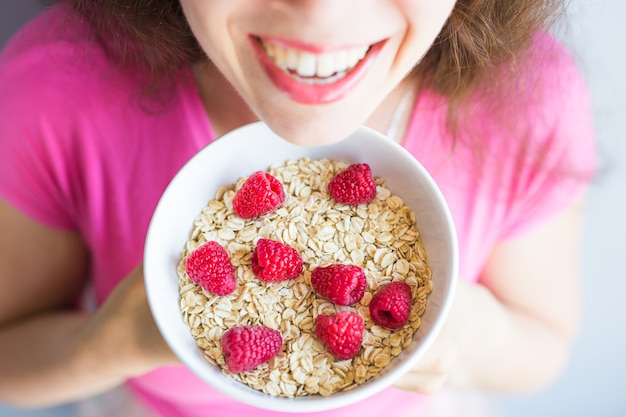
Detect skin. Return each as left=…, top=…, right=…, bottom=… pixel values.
left=0, top=0, right=583, bottom=407
left=181, top=0, right=455, bottom=144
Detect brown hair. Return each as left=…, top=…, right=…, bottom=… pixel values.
left=420, top=0, right=565, bottom=100
left=64, top=0, right=566, bottom=102
left=63, top=0, right=585, bottom=196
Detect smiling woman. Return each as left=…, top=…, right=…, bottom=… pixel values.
left=173, top=0, right=458, bottom=144
left=0, top=0, right=597, bottom=417
left=65, top=0, right=564, bottom=144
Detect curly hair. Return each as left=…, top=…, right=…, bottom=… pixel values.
left=61, top=0, right=576, bottom=185
left=64, top=0, right=566, bottom=98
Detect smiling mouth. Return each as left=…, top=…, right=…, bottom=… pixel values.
left=258, top=38, right=372, bottom=85
left=251, top=36, right=384, bottom=104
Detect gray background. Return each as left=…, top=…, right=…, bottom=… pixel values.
left=0, top=0, right=624, bottom=416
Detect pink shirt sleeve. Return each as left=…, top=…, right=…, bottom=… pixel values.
left=402, top=33, right=598, bottom=281
left=498, top=36, right=598, bottom=238
left=0, top=36, right=80, bottom=230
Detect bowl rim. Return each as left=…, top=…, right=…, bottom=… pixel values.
left=144, top=121, right=459, bottom=412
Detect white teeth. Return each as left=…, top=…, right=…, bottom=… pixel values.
left=260, top=39, right=370, bottom=80
left=297, top=52, right=317, bottom=77
left=286, top=49, right=298, bottom=69
left=334, top=50, right=348, bottom=72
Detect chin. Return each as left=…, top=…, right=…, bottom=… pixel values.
left=262, top=117, right=362, bottom=148
left=276, top=125, right=357, bottom=147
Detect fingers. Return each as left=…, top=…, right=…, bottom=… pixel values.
left=392, top=318, right=461, bottom=395
left=85, top=264, right=180, bottom=376
left=393, top=371, right=448, bottom=395
left=393, top=354, right=454, bottom=395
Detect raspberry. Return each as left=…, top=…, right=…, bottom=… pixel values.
left=251, top=238, right=303, bottom=282
left=314, top=311, right=364, bottom=360
left=232, top=171, right=285, bottom=218
left=221, top=325, right=283, bottom=373
left=369, top=282, right=413, bottom=329
left=185, top=241, right=236, bottom=296
left=311, top=264, right=366, bottom=306
left=328, top=163, right=377, bottom=205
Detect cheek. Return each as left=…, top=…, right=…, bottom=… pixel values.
left=179, top=1, right=235, bottom=61
left=396, top=0, right=457, bottom=37
left=395, top=0, right=457, bottom=15
left=393, top=0, right=457, bottom=66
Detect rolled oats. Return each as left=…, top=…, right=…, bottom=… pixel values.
left=177, top=157, right=432, bottom=397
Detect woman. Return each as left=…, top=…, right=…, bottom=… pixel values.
left=0, top=0, right=596, bottom=416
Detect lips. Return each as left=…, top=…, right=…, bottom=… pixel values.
left=251, top=36, right=385, bottom=104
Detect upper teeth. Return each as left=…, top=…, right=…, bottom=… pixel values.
left=261, top=40, right=369, bottom=79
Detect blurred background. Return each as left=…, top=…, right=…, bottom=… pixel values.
left=0, top=0, right=624, bottom=416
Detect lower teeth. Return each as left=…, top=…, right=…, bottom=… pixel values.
left=291, top=70, right=348, bottom=85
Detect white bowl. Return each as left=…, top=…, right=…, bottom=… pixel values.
left=144, top=121, right=458, bottom=413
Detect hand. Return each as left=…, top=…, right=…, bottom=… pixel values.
left=393, top=280, right=470, bottom=395
left=393, top=323, right=461, bottom=395
left=81, top=264, right=180, bottom=378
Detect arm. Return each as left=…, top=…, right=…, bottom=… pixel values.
left=396, top=195, right=584, bottom=394
left=0, top=199, right=178, bottom=408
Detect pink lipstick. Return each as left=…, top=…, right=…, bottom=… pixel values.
left=250, top=36, right=386, bottom=105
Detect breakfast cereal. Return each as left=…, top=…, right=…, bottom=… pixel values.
left=177, top=157, right=432, bottom=397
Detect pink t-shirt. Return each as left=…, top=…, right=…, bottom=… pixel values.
left=0, top=5, right=596, bottom=417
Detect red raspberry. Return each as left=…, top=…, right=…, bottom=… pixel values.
left=221, top=325, right=283, bottom=373
left=314, top=311, right=364, bottom=360
left=185, top=241, right=236, bottom=296
left=251, top=238, right=303, bottom=282
left=311, top=264, right=366, bottom=306
left=328, top=163, right=377, bottom=205
left=232, top=171, right=285, bottom=218
left=369, top=282, right=413, bottom=329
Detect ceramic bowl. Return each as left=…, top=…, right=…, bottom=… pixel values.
left=144, top=121, right=458, bottom=412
